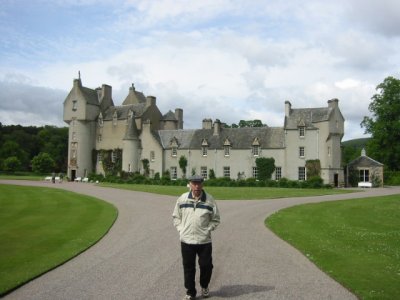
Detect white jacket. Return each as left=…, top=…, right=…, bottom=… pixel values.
left=172, top=190, right=220, bottom=244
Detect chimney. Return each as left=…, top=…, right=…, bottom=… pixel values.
left=202, top=118, right=212, bottom=129
left=328, top=98, right=339, bottom=109
left=213, top=119, right=221, bottom=136
left=101, top=84, right=112, bottom=100
left=146, top=96, right=156, bottom=107
left=285, top=101, right=292, bottom=117
left=175, top=108, right=183, bottom=129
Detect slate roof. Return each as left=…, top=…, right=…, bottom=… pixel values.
left=163, top=110, right=178, bottom=121
left=348, top=155, right=383, bottom=167
left=81, top=87, right=99, bottom=106
left=123, top=117, right=139, bottom=140
left=102, top=103, right=147, bottom=120
left=157, top=127, right=285, bottom=150
left=285, top=107, right=332, bottom=129
left=122, top=89, right=147, bottom=105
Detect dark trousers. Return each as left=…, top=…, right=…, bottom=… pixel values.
left=181, top=242, right=213, bottom=297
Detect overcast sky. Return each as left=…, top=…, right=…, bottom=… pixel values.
left=1, top=0, right=400, bottom=141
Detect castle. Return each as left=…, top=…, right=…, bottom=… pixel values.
left=63, top=77, right=345, bottom=186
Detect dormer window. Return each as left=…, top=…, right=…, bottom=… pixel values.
left=252, top=145, right=260, bottom=156
left=72, top=100, right=77, bottom=111
left=98, top=113, right=104, bottom=127
left=252, top=137, right=260, bottom=156
left=170, top=137, right=179, bottom=157
left=202, top=146, right=208, bottom=156
left=202, top=138, right=208, bottom=157
left=224, top=138, right=231, bottom=156
left=113, top=111, right=118, bottom=126
left=299, top=126, right=305, bottom=137
left=172, top=146, right=177, bottom=157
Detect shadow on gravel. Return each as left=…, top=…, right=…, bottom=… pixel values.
left=212, top=284, right=274, bottom=298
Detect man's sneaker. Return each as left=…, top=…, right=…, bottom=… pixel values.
left=183, top=295, right=194, bottom=300
left=201, top=287, right=210, bottom=298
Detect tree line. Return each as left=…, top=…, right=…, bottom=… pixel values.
left=0, top=124, right=68, bottom=174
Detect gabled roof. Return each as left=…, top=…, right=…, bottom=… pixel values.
left=348, top=155, right=383, bottom=167
left=157, top=127, right=285, bottom=150
left=122, top=88, right=147, bottom=105
left=162, top=110, right=177, bottom=121
left=80, top=87, right=99, bottom=106
left=123, top=117, right=139, bottom=140
left=285, top=107, right=332, bottom=129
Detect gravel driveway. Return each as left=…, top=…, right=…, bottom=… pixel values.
left=2, top=180, right=399, bottom=300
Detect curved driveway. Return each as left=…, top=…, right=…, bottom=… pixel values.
left=2, top=180, right=400, bottom=300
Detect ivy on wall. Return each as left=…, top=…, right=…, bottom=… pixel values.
left=306, top=159, right=321, bottom=178
left=93, top=148, right=122, bottom=176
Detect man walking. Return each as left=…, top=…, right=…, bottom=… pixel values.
left=173, top=175, right=220, bottom=299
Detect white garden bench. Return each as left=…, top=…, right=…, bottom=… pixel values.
left=358, top=182, right=372, bottom=188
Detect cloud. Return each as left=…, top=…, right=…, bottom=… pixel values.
left=1, top=0, right=399, bottom=143
left=0, top=80, right=65, bottom=127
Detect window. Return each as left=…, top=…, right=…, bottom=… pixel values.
left=299, top=146, right=305, bottom=157
left=171, top=146, right=177, bottom=157
left=359, top=169, right=369, bottom=182
left=224, top=138, right=231, bottom=156
left=252, top=145, right=260, bottom=156
left=224, top=145, right=230, bottom=156
left=150, top=151, right=155, bottom=162
left=252, top=167, right=258, bottom=179
left=128, top=164, right=131, bottom=172
left=111, top=151, right=117, bottom=163
left=328, top=146, right=331, bottom=156
left=72, top=100, right=77, bottom=111
left=97, top=152, right=102, bottom=163
left=170, top=167, right=177, bottom=180
left=201, top=166, right=208, bottom=180
left=298, top=167, right=306, bottom=181
left=299, top=126, right=305, bottom=137
left=202, top=146, right=208, bottom=156
left=223, top=166, right=230, bottom=178
left=72, top=132, right=76, bottom=141
left=97, top=134, right=102, bottom=142
left=275, top=167, right=282, bottom=180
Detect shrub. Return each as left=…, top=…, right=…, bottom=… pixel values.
left=307, top=176, right=324, bottom=188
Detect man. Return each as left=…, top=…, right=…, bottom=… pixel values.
left=173, top=175, right=220, bottom=300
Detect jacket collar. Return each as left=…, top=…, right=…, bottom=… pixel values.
left=188, top=190, right=206, bottom=202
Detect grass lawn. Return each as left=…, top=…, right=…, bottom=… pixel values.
left=0, top=184, right=118, bottom=296
left=100, top=183, right=354, bottom=199
left=0, top=174, right=44, bottom=181
left=266, top=195, right=400, bottom=300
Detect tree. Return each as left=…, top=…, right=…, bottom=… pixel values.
left=3, top=156, right=22, bottom=173
left=238, top=120, right=266, bottom=128
left=31, top=152, right=55, bottom=173
left=361, top=76, right=400, bottom=170
left=255, top=157, right=275, bottom=180
left=178, top=155, right=188, bottom=178
left=0, top=140, right=29, bottom=170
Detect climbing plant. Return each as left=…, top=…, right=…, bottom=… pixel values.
left=97, top=148, right=122, bottom=176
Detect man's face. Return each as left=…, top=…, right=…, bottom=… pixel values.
left=190, top=181, right=203, bottom=197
